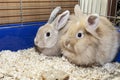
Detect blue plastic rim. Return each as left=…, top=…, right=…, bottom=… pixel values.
left=0, top=21, right=119, bottom=62
left=0, top=21, right=46, bottom=51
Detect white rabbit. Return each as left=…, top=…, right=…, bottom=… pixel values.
left=60, top=4, right=119, bottom=66
left=34, top=7, right=70, bottom=56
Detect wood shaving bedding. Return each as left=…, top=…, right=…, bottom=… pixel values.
left=0, top=48, right=120, bottom=80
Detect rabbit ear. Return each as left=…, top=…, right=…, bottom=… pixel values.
left=86, top=14, right=100, bottom=39
left=54, top=10, right=70, bottom=30
left=48, top=6, right=61, bottom=23
left=86, top=14, right=99, bottom=32
left=74, top=4, right=83, bottom=17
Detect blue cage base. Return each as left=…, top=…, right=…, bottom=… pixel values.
left=0, top=22, right=46, bottom=51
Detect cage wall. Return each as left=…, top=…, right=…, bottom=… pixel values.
left=78, top=0, right=120, bottom=27
left=79, top=0, right=108, bottom=16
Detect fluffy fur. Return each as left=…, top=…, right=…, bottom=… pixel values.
left=60, top=4, right=119, bottom=66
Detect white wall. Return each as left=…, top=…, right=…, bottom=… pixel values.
left=79, top=0, right=108, bottom=16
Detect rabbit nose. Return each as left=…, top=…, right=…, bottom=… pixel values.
left=65, top=39, right=70, bottom=46
left=34, top=38, right=37, bottom=44
left=35, top=40, right=39, bottom=46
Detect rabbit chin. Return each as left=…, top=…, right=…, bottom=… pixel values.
left=35, top=42, right=61, bottom=56
left=44, top=40, right=58, bottom=48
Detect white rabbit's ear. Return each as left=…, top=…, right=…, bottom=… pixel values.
left=74, top=4, right=83, bottom=17
left=48, top=6, right=61, bottom=23
left=86, top=14, right=99, bottom=32
left=54, top=10, right=70, bottom=30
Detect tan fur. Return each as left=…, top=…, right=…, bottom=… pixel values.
left=95, top=17, right=119, bottom=65
left=61, top=16, right=98, bottom=65
left=60, top=13, right=119, bottom=66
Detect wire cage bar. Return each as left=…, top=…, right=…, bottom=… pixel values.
left=79, top=0, right=120, bottom=28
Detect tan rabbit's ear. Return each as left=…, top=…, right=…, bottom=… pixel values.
left=86, top=14, right=100, bottom=39
left=86, top=14, right=99, bottom=31
left=74, top=4, right=83, bottom=17
left=48, top=6, right=61, bottom=23
left=54, top=10, right=70, bottom=30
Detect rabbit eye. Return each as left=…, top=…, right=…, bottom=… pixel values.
left=76, top=31, right=84, bottom=38
left=46, top=32, right=50, bottom=37
left=77, top=33, right=82, bottom=38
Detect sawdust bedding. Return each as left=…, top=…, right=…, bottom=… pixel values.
left=0, top=48, right=120, bottom=80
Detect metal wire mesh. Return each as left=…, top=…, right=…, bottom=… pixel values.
left=79, top=0, right=120, bottom=27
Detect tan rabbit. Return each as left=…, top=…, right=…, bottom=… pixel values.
left=60, top=4, right=119, bottom=66
left=34, top=6, right=70, bottom=56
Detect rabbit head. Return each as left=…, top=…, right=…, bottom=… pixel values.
left=34, top=7, right=70, bottom=56
left=61, top=4, right=119, bottom=66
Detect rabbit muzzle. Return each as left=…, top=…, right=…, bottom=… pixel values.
left=65, top=39, right=70, bottom=47
left=34, top=45, right=44, bottom=53
left=62, top=39, right=75, bottom=53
